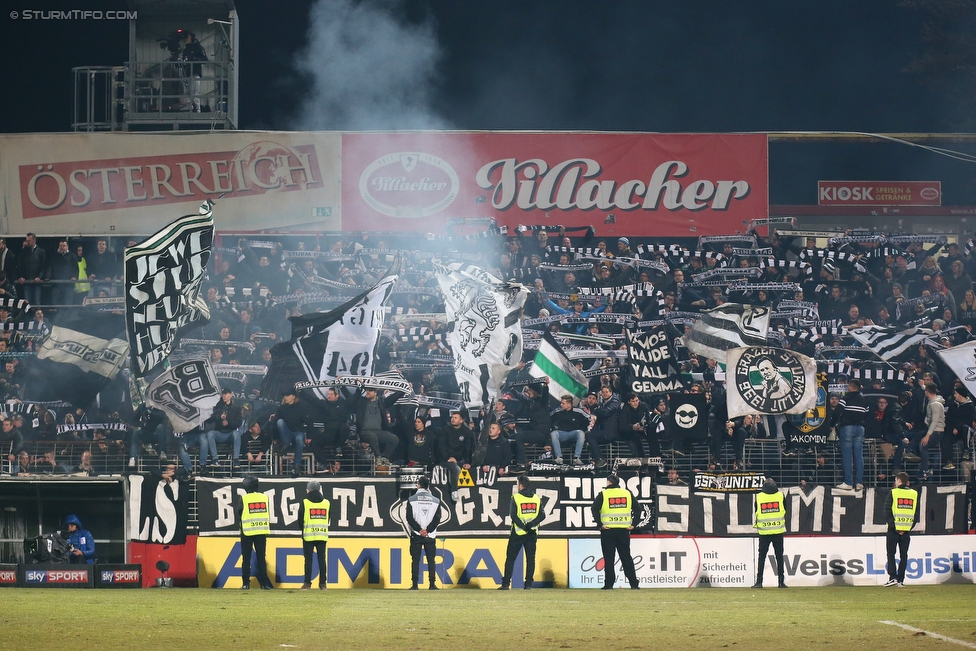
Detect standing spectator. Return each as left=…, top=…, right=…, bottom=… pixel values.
left=836, top=379, right=869, bottom=490
left=73, top=244, right=90, bottom=303
left=205, top=389, right=243, bottom=475
left=549, top=395, right=590, bottom=465
left=407, top=418, right=437, bottom=468
left=0, top=237, right=18, bottom=280
left=307, top=387, right=349, bottom=471
left=752, top=479, right=787, bottom=588
left=45, top=240, right=77, bottom=306
left=86, top=238, right=118, bottom=296
left=591, top=474, right=640, bottom=590
left=499, top=476, right=544, bottom=590
left=884, top=472, right=919, bottom=587
left=300, top=479, right=330, bottom=590
left=17, top=233, right=45, bottom=306
left=942, top=386, right=973, bottom=471
left=617, top=394, right=655, bottom=457
left=438, top=411, right=474, bottom=501
left=274, top=389, right=309, bottom=477
left=237, top=475, right=273, bottom=589
left=64, top=514, right=95, bottom=564
left=910, top=382, right=945, bottom=482
left=406, top=476, right=442, bottom=590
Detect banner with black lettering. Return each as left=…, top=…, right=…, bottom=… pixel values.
left=21, top=308, right=128, bottom=409
left=625, top=325, right=686, bottom=395
left=194, top=474, right=658, bottom=537
left=126, top=474, right=189, bottom=545
left=656, top=484, right=968, bottom=536
left=144, top=358, right=221, bottom=432
left=692, top=472, right=768, bottom=492
left=124, top=200, right=214, bottom=376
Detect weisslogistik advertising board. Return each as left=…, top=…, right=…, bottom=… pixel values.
left=0, top=132, right=341, bottom=235
left=341, top=132, right=768, bottom=236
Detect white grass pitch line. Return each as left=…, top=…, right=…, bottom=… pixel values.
left=879, top=620, right=976, bottom=648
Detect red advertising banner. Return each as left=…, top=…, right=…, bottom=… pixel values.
left=341, top=132, right=768, bottom=237
left=818, top=181, right=942, bottom=206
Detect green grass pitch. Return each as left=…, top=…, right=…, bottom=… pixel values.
left=4, top=585, right=976, bottom=650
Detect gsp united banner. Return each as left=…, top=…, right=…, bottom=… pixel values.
left=341, top=132, right=768, bottom=236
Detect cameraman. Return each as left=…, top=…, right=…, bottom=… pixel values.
left=64, top=514, right=95, bottom=564
left=181, top=31, right=207, bottom=112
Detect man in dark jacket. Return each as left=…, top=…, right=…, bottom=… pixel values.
left=943, top=386, right=974, bottom=470
left=481, top=422, right=513, bottom=473
left=550, top=395, right=592, bottom=465
left=836, top=379, right=869, bottom=490
left=512, top=384, right=553, bottom=468
left=354, top=387, right=399, bottom=466
left=17, top=233, right=45, bottom=306
left=205, top=388, right=243, bottom=475
left=617, top=394, right=656, bottom=457
left=45, top=239, right=77, bottom=306
left=307, top=387, right=349, bottom=471
left=439, top=411, right=474, bottom=501
left=275, top=389, right=309, bottom=477
left=407, top=417, right=437, bottom=467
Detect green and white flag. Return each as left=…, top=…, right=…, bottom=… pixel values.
left=529, top=332, right=588, bottom=402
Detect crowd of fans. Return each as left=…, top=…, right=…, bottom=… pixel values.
left=0, top=225, right=973, bottom=491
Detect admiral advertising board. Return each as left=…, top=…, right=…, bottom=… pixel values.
left=342, top=132, right=768, bottom=237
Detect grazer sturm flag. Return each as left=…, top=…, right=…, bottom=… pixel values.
left=936, top=340, right=976, bottom=397
left=260, top=262, right=399, bottom=402
left=529, top=331, right=588, bottom=402
left=726, top=346, right=818, bottom=419
left=848, top=325, right=935, bottom=361
left=22, top=307, right=129, bottom=409
left=144, top=358, right=221, bottom=432
left=434, top=263, right=528, bottom=407
left=124, top=200, right=214, bottom=377
left=682, top=303, right=770, bottom=364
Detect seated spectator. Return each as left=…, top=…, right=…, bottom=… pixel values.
left=481, top=423, right=512, bottom=474
left=353, top=387, right=399, bottom=466
left=510, top=384, right=553, bottom=468
left=617, top=393, right=656, bottom=457
left=35, top=449, right=66, bottom=474
left=275, top=389, right=310, bottom=477
left=71, top=450, right=95, bottom=476
left=11, top=449, right=31, bottom=475
left=549, top=395, right=590, bottom=466
left=242, top=420, right=272, bottom=470
left=203, top=389, right=244, bottom=474
left=64, top=514, right=95, bottom=564
left=406, top=418, right=437, bottom=468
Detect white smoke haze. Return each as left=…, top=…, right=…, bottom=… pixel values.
left=292, top=0, right=451, bottom=131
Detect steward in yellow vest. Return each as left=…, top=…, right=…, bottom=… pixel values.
left=238, top=475, right=273, bottom=589
left=590, top=474, right=640, bottom=589
left=753, top=479, right=787, bottom=589
left=500, top=476, right=545, bottom=590
left=300, top=479, right=331, bottom=590
left=885, top=472, right=918, bottom=586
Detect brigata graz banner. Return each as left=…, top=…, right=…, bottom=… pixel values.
left=656, top=484, right=968, bottom=536
left=195, top=475, right=656, bottom=537
left=195, top=477, right=968, bottom=536
left=341, top=132, right=768, bottom=236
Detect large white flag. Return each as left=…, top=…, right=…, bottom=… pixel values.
left=726, top=346, right=818, bottom=419
left=937, top=341, right=976, bottom=396
left=682, top=303, right=770, bottom=363
left=848, top=325, right=934, bottom=360
left=435, top=263, right=528, bottom=407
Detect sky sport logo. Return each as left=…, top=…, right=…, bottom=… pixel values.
left=25, top=569, right=89, bottom=583
left=10, top=10, right=137, bottom=20
left=102, top=570, right=140, bottom=583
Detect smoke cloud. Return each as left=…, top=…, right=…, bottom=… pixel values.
left=291, top=0, right=450, bottom=131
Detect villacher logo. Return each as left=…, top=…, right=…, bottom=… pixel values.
left=359, top=152, right=460, bottom=218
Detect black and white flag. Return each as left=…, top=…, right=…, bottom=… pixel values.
left=144, top=358, right=221, bottom=432
left=682, top=303, right=770, bottom=363
left=22, top=308, right=128, bottom=409
left=848, top=325, right=935, bottom=360
left=260, top=265, right=398, bottom=401
left=124, top=200, right=214, bottom=377
left=435, top=263, right=528, bottom=407
left=936, top=341, right=976, bottom=397
left=726, top=347, right=818, bottom=419
left=625, top=325, right=685, bottom=396
left=127, top=474, right=189, bottom=545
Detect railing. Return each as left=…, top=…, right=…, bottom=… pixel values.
left=123, top=60, right=232, bottom=127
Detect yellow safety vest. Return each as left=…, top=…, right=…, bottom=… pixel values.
left=241, top=492, right=271, bottom=537
left=600, top=487, right=633, bottom=528
left=303, top=498, right=331, bottom=541
left=512, top=492, right=542, bottom=535
left=891, top=487, right=918, bottom=532
left=755, top=491, right=786, bottom=535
